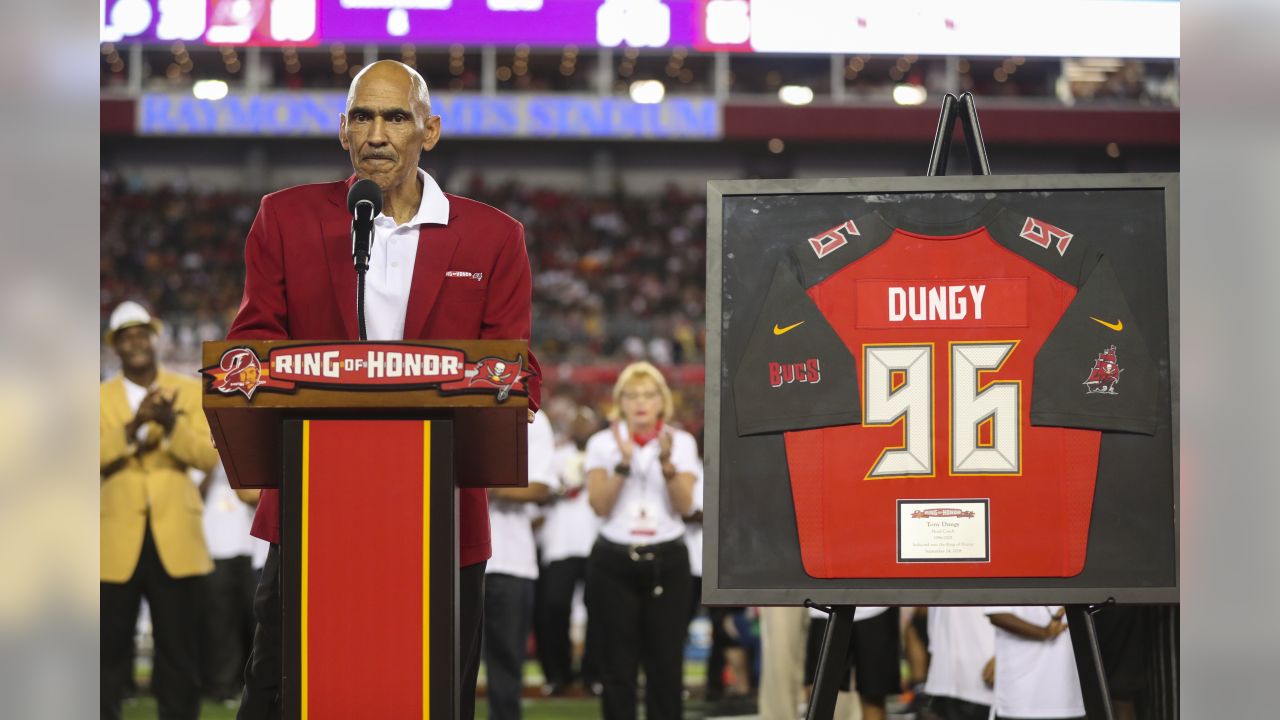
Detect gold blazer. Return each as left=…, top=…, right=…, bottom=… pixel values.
left=100, top=369, right=218, bottom=582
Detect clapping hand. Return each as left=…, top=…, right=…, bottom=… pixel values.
left=127, top=387, right=178, bottom=444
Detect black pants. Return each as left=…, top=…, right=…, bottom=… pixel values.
left=586, top=538, right=691, bottom=720
left=483, top=573, right=534, bottom=720
left=202, top=555, right=258, bottom=701
left=101, top=525, right=205, bottom=720
left=927, top=695, right=993, bottom=720
left=237, top=544, right=487, bottom=720
left=534, top=556, right=596, bottom=688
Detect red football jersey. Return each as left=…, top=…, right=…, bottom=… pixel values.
left=734, top=205, right=1158, bottom=578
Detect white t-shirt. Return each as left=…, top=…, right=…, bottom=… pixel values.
left=583, top=422, right=700, bottom=545
left=537, top=443, right=601, bottom=564
left=486, top=412, right=559, bottom=580
left=985, top=606, right=1085, bottom=719
left=123, top=376, right=155, bottom=445
left=924, top=606, right=996, bottom=708
left=201, top=463, right=257, bottom=560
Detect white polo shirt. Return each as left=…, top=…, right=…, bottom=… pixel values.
left=924, top=606, right=996, bottom=708
left=583, top=422, right=700, bottom=545
left=364, top=168, right=450, bottom=341
left=486, top=411, right=558, bottom=579
left=985, top=606, right=1085, bottom=719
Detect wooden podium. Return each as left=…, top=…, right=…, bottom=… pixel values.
left=202, top=339, right=532, bottom=719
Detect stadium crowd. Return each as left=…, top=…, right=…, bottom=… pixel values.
left=99, top=172, right=707, bottom=370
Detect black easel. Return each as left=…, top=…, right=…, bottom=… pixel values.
left=803, top=92, right=1116, bottom=720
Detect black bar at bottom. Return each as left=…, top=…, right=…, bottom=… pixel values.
left=804, top=605, right=855, bottom=720
left=1066, top=604, right=1115, bottom=720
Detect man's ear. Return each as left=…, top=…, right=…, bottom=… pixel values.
left=338, top=114, right=349, bottom=151
left=422, top=114, right=441, bottom=152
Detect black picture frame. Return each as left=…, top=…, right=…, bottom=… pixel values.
left=703, top=173, right=1179, bottom=606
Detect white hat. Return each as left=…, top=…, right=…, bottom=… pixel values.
left=106, top=300, right=162, bottom=343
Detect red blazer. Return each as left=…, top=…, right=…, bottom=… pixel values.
left=228, top=175, right=540, bottom=567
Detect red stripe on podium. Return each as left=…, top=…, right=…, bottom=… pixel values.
left=305, top=420, right=426, bottom=718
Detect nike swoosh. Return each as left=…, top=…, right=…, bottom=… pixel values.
left=773, top=321, right=805, bottom=335
left=1090, top=317, right=1123, bottom=332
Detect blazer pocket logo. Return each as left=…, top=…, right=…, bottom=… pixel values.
left=445, top=270, right=484, bottom=282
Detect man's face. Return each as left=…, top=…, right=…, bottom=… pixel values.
left=112, top=325, right=156, bottom=373
left=339, top=66, right=441, bottom=195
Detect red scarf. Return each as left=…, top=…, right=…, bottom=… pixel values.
left=631, top=420, right=664, bottom=447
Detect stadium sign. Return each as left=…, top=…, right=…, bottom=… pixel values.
left=138, top=92, right=722, bottom=140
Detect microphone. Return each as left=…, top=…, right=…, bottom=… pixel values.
left=347, top=179, right=382, bottom=273
left=347, top=179, right=382, bottom=341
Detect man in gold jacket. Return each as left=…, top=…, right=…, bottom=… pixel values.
left=101, top=301, right=219, bottom=720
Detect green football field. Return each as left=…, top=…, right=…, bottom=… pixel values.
left=122, top=696, right=616, bottom=720
left=122, top=661, right=717, bottom=719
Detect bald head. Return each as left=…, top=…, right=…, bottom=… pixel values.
left=339, top=59, right=442, bottom=214
left=346, top=60, right=432, bottom=117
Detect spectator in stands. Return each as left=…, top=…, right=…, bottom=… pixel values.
left=584, top=362, right=700, bottom=720
left=984, top=606, right=1085, bottom=720
left=923, top=606, right=996, bottom=720
left=100, top=301, right=219, bottom=720
left=534, top=406, right=602, bottom=696
left=483, top=411, right=559, bottom=720
left=199, top=463, right=261, bottom=706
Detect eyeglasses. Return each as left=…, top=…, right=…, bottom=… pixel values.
left=620, top=390, right=661, bottom=402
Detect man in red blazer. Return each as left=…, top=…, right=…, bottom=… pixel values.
left=229, top=60, right=539, bottom=720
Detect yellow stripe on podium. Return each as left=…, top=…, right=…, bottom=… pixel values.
left=300, top=420, right=310, bottom=720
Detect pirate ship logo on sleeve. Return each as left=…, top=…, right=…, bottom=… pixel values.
left=1083, top=344, right=1123, bottom=395
left=210, top=347, right=267, bottom=399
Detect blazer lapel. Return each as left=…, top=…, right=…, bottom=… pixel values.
left=403, top=224, right=462, bottom=339
left=321, top=181, right=359, bottom=340
left=106, top=376, right=129, bottom=423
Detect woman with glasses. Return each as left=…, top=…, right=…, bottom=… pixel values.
left=585, top=361, right=700, bottom=720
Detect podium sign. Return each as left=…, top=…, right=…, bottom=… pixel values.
left=203, top=339, right=531, bottom=718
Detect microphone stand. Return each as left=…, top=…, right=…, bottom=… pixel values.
left=352, top=201, right=375, bottom=341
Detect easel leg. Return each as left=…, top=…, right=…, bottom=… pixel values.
left=1067, top=604, right=1115, bottom=720
left=804, top=605, right=855, bottom=720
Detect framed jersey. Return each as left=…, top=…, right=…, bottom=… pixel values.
left=703, top=174, right=1178, bottom=605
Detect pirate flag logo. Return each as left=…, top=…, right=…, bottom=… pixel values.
left=466, top=355, right=523, bottom=402
left=1083, top=344, right=1123, bottom=395
left=211, top=347, right=267, bottom=399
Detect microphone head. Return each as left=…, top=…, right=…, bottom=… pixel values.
left=347, top=178, right=383, bottom=216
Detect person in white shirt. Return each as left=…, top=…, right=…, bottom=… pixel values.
left=533, top=407, right=602, bottom=696
left=984, top=606, right=1085, bottom=720
left=923, top=607, right=996, bottom=720
left=584, top=362, right=699, bottom=720
left=483, top=411, right=559, bottom=720
left=198, top=463, right=261, bottom=704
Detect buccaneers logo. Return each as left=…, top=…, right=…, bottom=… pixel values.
left=466, top=356, right=522, bottom=402
left=212, top=347, right=267, bottom=399
left=1083, top=344, right=1122, bottom=395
